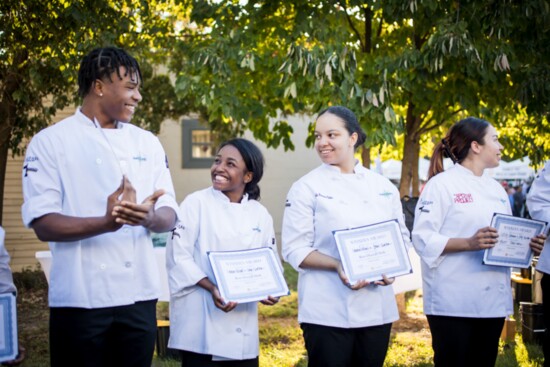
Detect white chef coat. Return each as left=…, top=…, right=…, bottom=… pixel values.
left=412, top=164, right=513, bottom=317
left=0, top=227, right=16, bottom=295
left=167, top=187, right=276, bottom=360
left=526, top=161, right=550, bottom=274
left=21, top=109, right=179, bottom=308
left=282, top=162, right=410, bottom=328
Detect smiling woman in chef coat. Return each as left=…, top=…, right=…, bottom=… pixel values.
left=166, top=138, right=279, bottom=367
left=282, top=106, right=411, bottom=367
left=412, top=117, right=546, bottom=367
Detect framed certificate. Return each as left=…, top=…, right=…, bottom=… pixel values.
left=0, top=293, right=17, bottom=363
left=483, top=213, right=548, bottom=268
left=333, top=219, right=412, bottom=285
left=208, top=247, right=290, bottom=303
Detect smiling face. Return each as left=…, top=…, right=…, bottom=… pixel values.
left=314, top=112, right=358, bottom=173
left=476, top=124, right=503, bottom=169
left=211, top=144, right=253, bottom=203
left=96, top=66, right=142, bottom=124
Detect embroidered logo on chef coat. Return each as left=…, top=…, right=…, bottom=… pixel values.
left=285, top=199, right=291, bottom=207
left=418, top=199, right=433, bottom=213
left=453, top=193, right=473, bottom=203
left=379, top=191, right=393, bottom=198
left=315, top=193, right=333, bottom=199
left=170, top=223, right=185, bottom=239
left=22, top=164, right=38, bottom=176
left=133, top=155, right=147, bottom=162
left=23, top=156, right=39, bottom=176
left=252, top=226, right=261, bottom=233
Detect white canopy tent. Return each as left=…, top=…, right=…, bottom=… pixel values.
left=378, top=157, right=533, bottom=182
left=377, top=158, right=453, bottom=181
left=488, top=157, right=535, bottom=181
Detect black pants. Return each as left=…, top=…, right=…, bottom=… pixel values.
left=301, top=322, right=392, bottom=367
left=180, top=350, right=259, bottom=367
left=541, top=273, right=550, bottom=367
left=50, top=300, right=157, bottom=367
left=427, top=315, right=504, bottom=367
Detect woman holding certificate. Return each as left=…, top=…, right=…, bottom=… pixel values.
left=412, top=117, right=545, bottom=367
left=166, top=138, right=279, bottom=367
left=282, top=106, right=411, bottom=367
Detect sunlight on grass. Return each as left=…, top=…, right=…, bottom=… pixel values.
left=495, top=333, right=544, bottom=367
left=259, top=290, right=306, bottom=367
left=259, top=290, right=299, bottom=318
left=385, top=331, right=433, bottom=367
left=259, top=320, right=307, bottom=367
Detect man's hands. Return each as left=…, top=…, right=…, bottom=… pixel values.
left=109, top=176, right=165, bottom=230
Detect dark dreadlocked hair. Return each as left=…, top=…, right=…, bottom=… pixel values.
left=78, top=47, right=142, bottom=98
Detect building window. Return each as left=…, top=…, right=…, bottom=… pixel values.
left=182, top=119, right=217, bottom=168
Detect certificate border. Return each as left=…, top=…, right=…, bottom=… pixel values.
left=483, top=213, right=547, bottom=268
left=0, top=293, right=17, bottom=362
left=333, top=219, right=412, bottom=284
left=208, top=247, right=289, bottom=303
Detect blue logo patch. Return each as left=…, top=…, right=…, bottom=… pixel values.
left=23, top=164, right=38, bottom=177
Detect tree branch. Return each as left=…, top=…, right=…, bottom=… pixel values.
left=339, top=1, right=366, bottom=52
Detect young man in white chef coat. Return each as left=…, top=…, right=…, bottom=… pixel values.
left=21, top=47, right=179, bottom=367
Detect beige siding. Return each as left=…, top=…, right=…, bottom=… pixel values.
left=3, top=107, right=75, bottom=271
left=3, top=154, right=48, bottom=271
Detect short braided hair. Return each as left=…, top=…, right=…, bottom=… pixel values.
left=78, top=47, right=142, bottom=98
left=218, top=138, right=265, bottom=201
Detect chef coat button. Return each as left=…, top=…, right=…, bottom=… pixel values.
left=96, top=158, right=102, bottom=164
left=236, top=328, right=242, bottom=333
left=125, top=262, right=132, bottom=268
left=100, top=264, right=106, bottom=270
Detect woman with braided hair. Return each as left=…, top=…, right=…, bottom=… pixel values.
left=412, top=117, right=545, bottom=366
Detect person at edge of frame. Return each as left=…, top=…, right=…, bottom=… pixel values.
left=412, top=117, right=546, bottom=367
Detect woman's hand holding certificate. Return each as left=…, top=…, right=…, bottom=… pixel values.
left=207, top=247, right=289, bottom=304
left=483, top=213, right=548, bottom=268
left=333, top=219, right=412, bottom=286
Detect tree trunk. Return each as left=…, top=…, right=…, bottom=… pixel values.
left=0, top=50, right=26, bottom=225
left=361, top=145, right=371, bottom=168
left=0, top=112, right=13, bottom=226
left=399, top=101, right=422, bottom=198
left=0, top=138, right=8, bottom=226
left=0, top=91, right=15, bottom=225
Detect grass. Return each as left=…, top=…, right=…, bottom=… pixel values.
left=16, top=264, right=547, bottom=366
